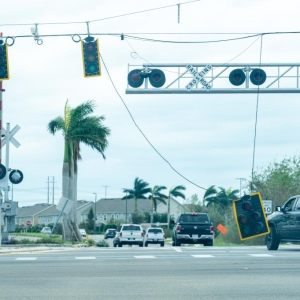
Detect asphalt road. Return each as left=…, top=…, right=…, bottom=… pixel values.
left=1, top=244, right=300, bottom=300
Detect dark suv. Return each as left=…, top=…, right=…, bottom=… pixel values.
left=104, top=228, right=117, bottom=239
left=266, top=195, right=300, bottom=250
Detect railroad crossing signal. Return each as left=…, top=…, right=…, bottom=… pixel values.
left=233, top=192, right=270, bottom=241
left=185, top=64, right=212, bottom=91
left=0, top=42, right=10, bottom=80
left=81, top=38, right=101, bottom=78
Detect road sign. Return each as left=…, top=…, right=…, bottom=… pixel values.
left=262, top=200, right=272, bottom=214
left=185, top=64, right=212, bottom=91
left=2, top=125, right=21, bottom=148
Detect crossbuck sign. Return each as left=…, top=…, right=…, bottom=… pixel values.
left=185, top=64, right=212, bottom=91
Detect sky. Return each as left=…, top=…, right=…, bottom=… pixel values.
left=1, top=0, right=300, bottom=207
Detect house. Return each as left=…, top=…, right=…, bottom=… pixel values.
left=15, top=200, right=93, bottom=227
left=156, top=197, right=187, bottom=221
left=80, top=197, right=187, bottom=225
left=15, top=203, right=54, bottom=226
left=80, top=198, right=152, bottom=224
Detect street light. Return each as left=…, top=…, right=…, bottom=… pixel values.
left=93, top=193, right=97, bottom=233
left=235, top=178, right=246, bottom=198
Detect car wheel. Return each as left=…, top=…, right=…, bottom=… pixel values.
left=119, top=242, right=123, bottom=247
left=145, top=242, right=148, bottom=247
left=113, top=243, right=117, bottom=247
left=160, top=242, right=164, bottom=247
left=139, top=243, right=143, bottom=247
left=174, top=237, right=181, bottom=247
left=266, top=226, right=280, bottom=250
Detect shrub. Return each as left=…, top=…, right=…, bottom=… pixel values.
left=96, top=239, right=109, bottom=247
left=87, top=239, right=96, bottom=246
left=35, top=237, right=63, bottom=244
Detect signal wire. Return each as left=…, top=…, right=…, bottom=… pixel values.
left=251, top=35, right=263, bottom=192
left=100, top=55, right=207, bottom=191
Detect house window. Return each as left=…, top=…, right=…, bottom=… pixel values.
left=116, top=214, right=119, bottom=219
left=103, top=214, right=107, bottom=221
left=111, top=214, right=115, bottom=220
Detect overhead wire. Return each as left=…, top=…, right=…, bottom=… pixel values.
left=100, top=54, right=207, bottom=191
left=0, top=0, right=202, bottom=27
left=251, top=35, right=263, bottom=192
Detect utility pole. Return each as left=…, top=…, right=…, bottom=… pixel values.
left=102, top=185, right=110, bottom=199
left=235, top=178, right=246, bottom=198
left=93, top=192, right=97, bottom=233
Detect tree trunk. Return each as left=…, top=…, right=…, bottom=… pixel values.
left=167, top=196, right=171, bottom=225
left=150, top=198, right=154, bottom=224
left=62, top=162, right=80, bottom=242
left=135, top=197, right=137, bottom=212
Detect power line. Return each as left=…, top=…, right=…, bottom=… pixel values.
left=0, top=0, right=202, bottom=27
left=100, top=54, right=207, bottom=191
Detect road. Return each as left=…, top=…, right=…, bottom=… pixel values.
left=1, top=244, right=300, bottom=300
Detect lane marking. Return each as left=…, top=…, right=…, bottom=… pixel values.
left=248, top=254, right=274, bottom=257
left=134, top=256, right=156, bottom=259
left=15, top=257, right=37, bottom=260
left=192, top=255, right=214, bottom=258
left=75, top=256, right=96, bottom=260
left=172, top=247, right=182, bottom=252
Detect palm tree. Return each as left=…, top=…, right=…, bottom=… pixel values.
left=167, top=185, right=186, bottom=225
left=203, top=185, right=218, bottom=208
left=122, top=177, right=151, bottom=213
left=148, top=185, right=167, bottom=224
left=48, top=99, right=110, bottom=241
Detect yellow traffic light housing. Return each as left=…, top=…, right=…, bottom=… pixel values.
left=0, top=42, right=10, bottom=80
left=233, top=192, right=270, bottom=241
left=81, top=38, right=101, bottom=78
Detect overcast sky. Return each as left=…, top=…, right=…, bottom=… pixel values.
left=1, top=0, right=300, bottom=207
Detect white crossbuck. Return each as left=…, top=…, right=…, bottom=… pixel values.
left=185, top=64, right=212, bottom=91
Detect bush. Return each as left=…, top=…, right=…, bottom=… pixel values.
left=87, top=239, right=96, bottom=246
left=96, top=239, right=109, bottom=247
left=35, top=237, right=63, bottom=244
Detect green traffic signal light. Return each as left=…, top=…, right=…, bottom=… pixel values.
left=81, top=38, right=101, bottom=78
left=233, top=192, right=270, bottom=241
left=0, top=43, right=10, bottom=80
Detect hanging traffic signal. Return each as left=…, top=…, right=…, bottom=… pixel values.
left=0, top=42, right=10, bottom=80
left=81, top=38, right=101, bottom=78
left=233, top=192, right=270, bottom=241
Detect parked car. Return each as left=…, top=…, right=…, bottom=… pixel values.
left=79, top=229, right=87, bottom=238
left=104, top=228, right=117, bottom=239
left=113, top=232, right=120, bottom=247
left=144, top=227, right=165, bottom=247
left=41, top=227, right=52, bottom=234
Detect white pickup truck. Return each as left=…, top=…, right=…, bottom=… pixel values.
left=119, top=224, right=144, bottom=247
left=144, top=227, right=165, bottom=247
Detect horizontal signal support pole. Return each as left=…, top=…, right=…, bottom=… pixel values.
left=126, top=88, right=300, bottom=94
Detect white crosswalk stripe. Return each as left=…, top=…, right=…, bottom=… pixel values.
left=75, top=257, right=96, bottom=260
left=192, top=255, right=214, bottom=258
left=248, top=254, right=274, bottom=257
left=134, top=255, right=156, bottom=259
left=15, top=258, right=37, bottom=260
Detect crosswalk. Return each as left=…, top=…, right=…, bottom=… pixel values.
left=14, top=253, right=277, bottom=261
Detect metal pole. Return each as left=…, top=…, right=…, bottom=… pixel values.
left=93, top=192, right=97, bottom=233
left=126, top=191, right=128, bottom=223
left=102, top=185, right=110, bottom=199
left=235, top=178, right=246, bottom=198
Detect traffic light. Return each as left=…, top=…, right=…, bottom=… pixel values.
left=233, top=192, right=270, bottom=241
left=0, top=42, right=10, bottom=80
left=81, top=38, right=101, bottom=78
